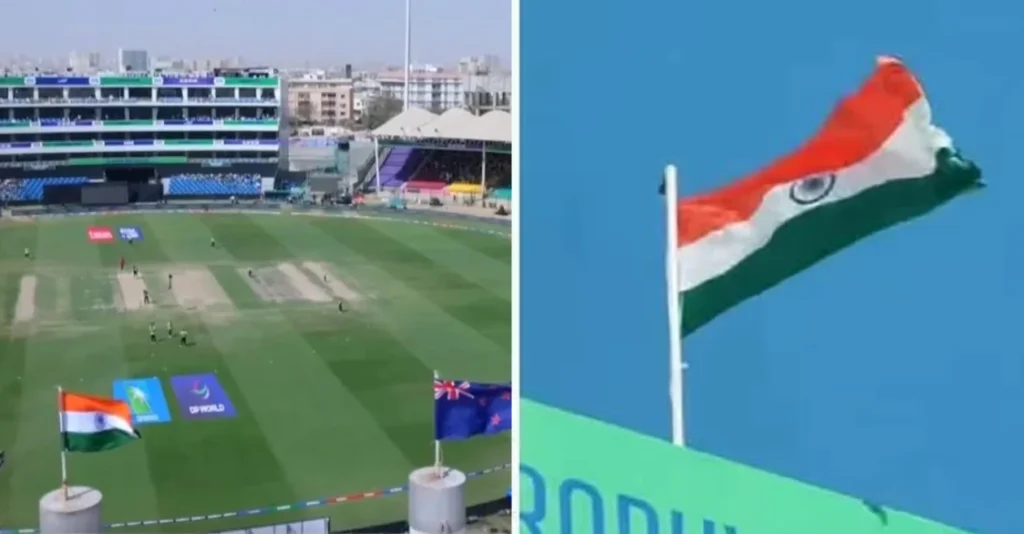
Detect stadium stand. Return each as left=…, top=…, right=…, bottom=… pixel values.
left=0, top=177, right=90, bottom=202
left=489, top=187, right=512, bottom=201
left=166, top=174, right=262, bottom=196
left=370, top=109, right=512, bottom=205
left=378, top=146, right=426, bottom=189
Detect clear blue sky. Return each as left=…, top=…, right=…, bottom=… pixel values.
left=522, top=0, right=1024, bottom=533
left=0, top=0, right=510, bottom=66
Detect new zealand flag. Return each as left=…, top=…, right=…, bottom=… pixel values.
left=433, top=379, right=512, bottom=440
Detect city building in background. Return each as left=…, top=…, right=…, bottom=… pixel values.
left=117, top=48, right=149, bottom=73
left=68, top=51, right=101, bottom=73
left=286, top=77, right=355, bottom=125
left=459, top=55, right=512, bottom=113
left=377, top=66, right=465, bottom=111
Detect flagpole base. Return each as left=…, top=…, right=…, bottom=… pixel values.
left=408, top=466, right=467, bottom=534
left=39, top=486, right=102, bottom=534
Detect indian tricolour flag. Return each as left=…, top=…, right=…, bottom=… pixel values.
left=677, top=57, right=982, bottom=335
left=60, top=390, right=141, bottom=453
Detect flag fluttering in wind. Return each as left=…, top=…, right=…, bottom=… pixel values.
left=60, top=390, right=141, bottom=453
left=434, top=379, right=512, bottom=441
left=675, top=56, right=982, bottom=335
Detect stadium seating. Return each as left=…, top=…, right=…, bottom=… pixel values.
left=489, top=188, right=512, bottom=201
left=378, top=147, right=425, bottom=188
left=447, top=183, right=483, bottom=194
left=0, top=177, right=90, bottom=202
left=405, top=180, right=448, bottom=191
left=166, top=174, right=261, bottom=196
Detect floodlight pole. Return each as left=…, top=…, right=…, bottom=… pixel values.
left=403, top=0, right=412, bottom=111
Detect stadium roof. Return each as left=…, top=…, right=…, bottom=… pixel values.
left=372, top=109, right=511, bottom=144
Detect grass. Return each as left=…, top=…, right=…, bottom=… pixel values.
left=0, top=211, right=511, bottom=532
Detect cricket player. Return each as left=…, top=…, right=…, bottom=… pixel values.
left=119, top=257, right=125, bottom=271
left=149, top=322, right=157, bottom=343
left=167, top=273, right=173, bottom=290
left=132, top=265, right=139, bottom=278
left=210, top=237, right=216, bottom=248
left=166, top=320, right=174, bottom=337
left=143, top=289, right=150, bottom=305
left=23, top=247, right=29, bottom=259
left=247, top=268, right=254, bottom=278
left=179, top=328, right=188, bottom=347
left=337, top=300, right=345, bottom=313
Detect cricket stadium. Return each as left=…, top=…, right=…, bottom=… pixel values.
left=0, top=69, right=511, bottom=533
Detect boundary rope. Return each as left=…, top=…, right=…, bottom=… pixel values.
left=0, top=463, right=510, bottom=533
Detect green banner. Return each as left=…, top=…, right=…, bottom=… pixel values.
left=222, top=77, right=277, bottom=87
left=223, top=119, right=278, bottom=126
left=0, top=121, right=30, bottom=127
left=521, top=399, right=969, bottom=534
left=163, top=140, right=214, bottom=146
left=102, top=120, right=155, bottom=126
left=0, top=77, right=24, bottom=86
left=99, top=77, right=153, bottom=86
left=67, top=156, right=189, bottom=166
left=41, top=141, right=93, bottom=148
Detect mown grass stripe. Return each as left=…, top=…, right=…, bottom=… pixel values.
left=118, top=317, right=300, bottom=520
left=311, top=219, right=511, bottom=350
left=371, top=222, right=511, bottom=302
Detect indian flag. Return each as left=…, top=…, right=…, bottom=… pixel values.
left=678, top=57, right=982, bottom=334
left=60, top=390, right=141, bottom=453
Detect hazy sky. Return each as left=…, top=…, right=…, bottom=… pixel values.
left=0, top=0, right=510, bottom=66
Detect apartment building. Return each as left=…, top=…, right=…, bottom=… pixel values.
left=377, top=70, right=465, bottom=111
left=287, top=78, right=355, bottom=124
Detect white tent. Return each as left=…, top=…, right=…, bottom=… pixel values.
left=371, top=108, right=438, bottom=138
left=416, top=108, right=478, bottom=140
left=464, top=110, right=511, bottom=143
left=372, top=108, right=510, bottom=144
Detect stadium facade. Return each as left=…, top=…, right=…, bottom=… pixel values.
left=0, top=69, right=285, bottom=180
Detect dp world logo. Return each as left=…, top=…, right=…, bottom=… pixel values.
left=170, top=374, right=237, bottom=420
left=190, top=381, right=211, bottom=400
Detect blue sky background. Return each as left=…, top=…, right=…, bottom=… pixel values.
left=521, top=1, right=1022, bottom=533
left=0, top=0, right=510, bottom=66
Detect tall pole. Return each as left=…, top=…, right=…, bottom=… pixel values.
left=664, top=164, right=686, bottom=446
left=433, top=371, right=443, bottom=476
left=57, top=386, right=69, bottom=499
left=373, top=136, right=382, bottom=193
left=403, top=0, right=412, bottom=111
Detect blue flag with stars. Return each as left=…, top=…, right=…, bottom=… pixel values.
left=434, top=379, right=512, bottom=440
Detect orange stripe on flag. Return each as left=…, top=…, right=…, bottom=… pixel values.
left=61, top=391, right=132, bottom=422
left=679, top=57, right=924, bottom=246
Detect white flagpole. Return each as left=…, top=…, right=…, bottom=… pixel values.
left=433, top=370, right=443, bottom=475
left=373, top=136, right=382, bottom=193
left=403, top=0, right=412, bottom=111
left=664, top=164, right=686, bottom=447
left=57, top=386, right=69, bottom=499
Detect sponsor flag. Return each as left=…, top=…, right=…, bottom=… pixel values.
left=674, top=57, right=982, bottom=335
left=434, top=379, right=512, bottom=441
left=60, top=390, right=141, bottom=453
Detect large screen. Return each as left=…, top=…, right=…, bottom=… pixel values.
left=80, top=183, right=129, bottom=205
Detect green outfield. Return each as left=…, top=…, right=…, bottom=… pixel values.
left=0, top=211, right=511, bottom=532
